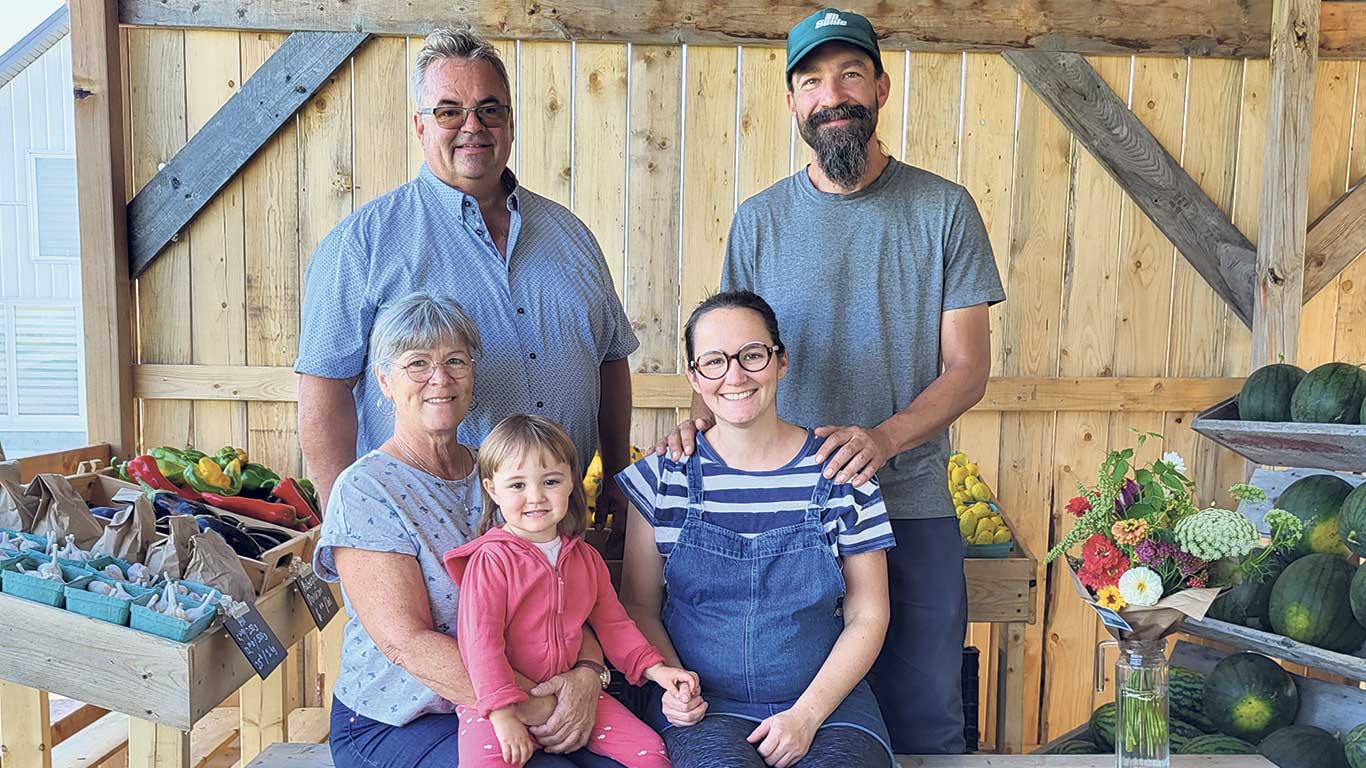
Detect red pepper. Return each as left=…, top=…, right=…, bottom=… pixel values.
left=127, top=455, right=202, bottom=501
left=273, top=477, right=321, bottom=528
left=200, top=492, right=305, bottom=528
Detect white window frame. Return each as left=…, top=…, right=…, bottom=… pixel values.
left=0, top=299, right=86, bottom=433
left=27, top=151, right=80, bottom=265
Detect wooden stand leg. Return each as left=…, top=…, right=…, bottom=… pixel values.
left=319, top=614, right=345, bottom=709
left=240, top=661, right=291, bottom=764
left=995, top=621, right=1026, bottom=754
left=0, top=682, right=52, bottom=768
left=127, top=718, right=189, bottom=768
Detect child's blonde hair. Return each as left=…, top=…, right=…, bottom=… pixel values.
left=477, top=414, right=589, bottom=538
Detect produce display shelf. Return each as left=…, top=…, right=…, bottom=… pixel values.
left=1190, top=396, right=1366, bottom=472
left=1180, top=616, right=1366, bottom=683
left=1233, top=467, right=1365, bottom=532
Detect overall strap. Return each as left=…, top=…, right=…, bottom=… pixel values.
left=806, top=467, right=835, bottom=526
left=685, top=451, right=705, bottom=520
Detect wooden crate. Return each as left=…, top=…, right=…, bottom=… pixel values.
left=0, top=574, right=323, bottom=730
left=1190, top=396, right=1366, bottom=471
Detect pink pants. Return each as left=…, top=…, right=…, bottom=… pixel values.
left=454, top=695, right=669, bottom=768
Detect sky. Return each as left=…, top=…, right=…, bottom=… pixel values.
left=0, top=1, right=67, bottom=62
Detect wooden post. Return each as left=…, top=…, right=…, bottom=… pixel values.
left=0, top=682, right=52, bottom=768
left=995, top=622, right=1027, bottom=754
left=239, top=664, right=291, bottom=764
left=1251, top=0, right=1319, bottom=366
left=70, top=0, right=136, bottom=455
left=127, top=718, right=189, bottom=768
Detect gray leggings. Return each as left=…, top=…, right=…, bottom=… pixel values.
left=662, top=715, right=888, bottom=768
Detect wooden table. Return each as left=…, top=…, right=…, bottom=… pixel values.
left=244, top=743, right=1275, bottom=767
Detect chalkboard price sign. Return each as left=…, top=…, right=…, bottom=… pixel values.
left=293, top=560, right=340, bottom=630
left=223, top=600, right=287, bottom=679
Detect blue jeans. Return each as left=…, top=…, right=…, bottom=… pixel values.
left=867, top=517, right=969, bottom=754
left=330, top=696, right=627, bottom=768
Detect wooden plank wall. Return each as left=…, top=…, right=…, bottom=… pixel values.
left=118, top=34, right=1366, bottom=749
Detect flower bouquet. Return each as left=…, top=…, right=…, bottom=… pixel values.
left=1047, top=433, right=1302, bottom=767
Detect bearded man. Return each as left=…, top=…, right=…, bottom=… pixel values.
left=659, top=8, right=1007, bottom=754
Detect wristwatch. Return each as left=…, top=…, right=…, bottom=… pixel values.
left=572, top=659, right=611, bottom=690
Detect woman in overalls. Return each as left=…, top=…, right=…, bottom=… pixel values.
left=616, top=290, right=897, bottom=768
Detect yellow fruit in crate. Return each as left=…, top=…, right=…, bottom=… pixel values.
left=950, top=452, right=968, bottom=466
left=958, top=515, right=976, bottom=538
left=952, top=491, right=970, bottom=506
left=971, top=483, right=993, bottom=502
left=973, top=530, right=995, bottom=545
left=965, top=463, right=979, bottom=477
left=955, top=504, right=968, bottom=517
left=969, top=502, right=990, bottom=519
left=949, top=466, right=967, bottom=485
left=630, top=445, right=645, bottom=462
left=992, top=528, right=1013, bottom=544
left=989, top=515, right=1003, bottom=527
left=973, top=517, right=998, bottom=537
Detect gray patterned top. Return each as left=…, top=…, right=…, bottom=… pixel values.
left=313, top=449, right=482, bottom=726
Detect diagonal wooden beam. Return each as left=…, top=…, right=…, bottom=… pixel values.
left=1003, top=50, right=1257, bottom=328
left=126, top=30, right=368, bottom=277
left=1304, top=181, right=1366, bottom=301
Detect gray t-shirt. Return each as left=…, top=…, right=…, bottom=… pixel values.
left=313, top=449, right=482, bottom=725
left=721, top=159, right=1005, bottom=520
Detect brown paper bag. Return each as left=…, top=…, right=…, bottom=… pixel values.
left=0, top=478, right=36, bottom=531
left=1068, top=563, right=1223, bottom=641
left=27, top=473, right=104, bottom=549
left=145, top=515, right=198, bottom=580
left=91, top=496, right=158, bottom=563
left=185, top=530, right=256, bottom=604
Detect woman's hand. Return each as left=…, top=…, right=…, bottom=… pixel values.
left=644, top=663, right=699, bottom=700
left=526, top=667, right=600, bottom=752
left=660, top=681, right=708, bottom=727
left=490, top=708, right=536, bottom=766
left=747, top=708, right=819, bottom=768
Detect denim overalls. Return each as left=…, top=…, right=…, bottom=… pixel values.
left=643, top=452, right=895, bottom=765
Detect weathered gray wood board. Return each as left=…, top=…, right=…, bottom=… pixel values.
left=1237, top=467, right=1365, bottom=532
left=1003, top=51, right=1256, bottom=328
left=1190, top=397, right=1366, bottom=472
left=1181, top=617, right=1366, bottom=681
left=126, top=31, right=369, bottom=277
left=1305, top=182, right=1366, bottom=301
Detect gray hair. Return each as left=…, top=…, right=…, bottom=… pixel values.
left=412, top=25, right=512, bottom=106
left=370, top=292, right=483, bottom=373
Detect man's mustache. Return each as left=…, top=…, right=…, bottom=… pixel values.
left=807, top=103, right=873, bottom=129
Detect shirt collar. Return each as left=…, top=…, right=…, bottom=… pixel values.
left=417, top=164, right=522, bottom=212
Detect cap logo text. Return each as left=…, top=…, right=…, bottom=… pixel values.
left=814, top=12, right=848, bottom=28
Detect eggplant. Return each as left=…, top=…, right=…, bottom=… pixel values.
left=152, top=493, right=213, bottom=520
left=88, top=505, right=127, bottom=520
left=242, top=526, right=292, bottom=548
left=194, top=515, right=263, bottom=560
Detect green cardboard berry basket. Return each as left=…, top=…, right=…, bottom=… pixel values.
left=130, top=592, right=220, bottom=643
left=65, top=575, right=157, bottom=626
left=1, top=555, right=95, bottom=608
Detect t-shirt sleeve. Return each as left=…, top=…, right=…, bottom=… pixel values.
left=833, top=477, right=896, bottom=557
left=720, top=206, right=757, bottom=293
left=296, top=224, right=378, bottom=379
left=613, top=454, right=665, bottom=527
left=942, top=186, right=1006, bottom=311
left=313, top=466, right=419, bottom=582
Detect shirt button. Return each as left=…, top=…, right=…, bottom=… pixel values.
left=536, top=401, right=545, bottom=408
left=475, top=228, right=483, bottom=235
left=463, top=200, right=471, bottom=207
left=529, top=352, right=537, bottom=360
left=517, top=307, right=525, bottom=315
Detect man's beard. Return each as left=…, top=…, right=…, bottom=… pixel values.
left=797, top=102, right=878, bottom=189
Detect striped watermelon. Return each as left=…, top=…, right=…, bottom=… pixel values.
left=1170, top=717, right=1206, bottom=752
left=1208, top=548, right=1289, bottom=627
left=1177, top=734, right=1257, bottom=754
left=1290, top=362, right=1366, bottom=425
left=1259, top=725, right=1350, bottom=768
left=1090, top=702, right=1116, bottom=751
left=1170, top=666, right=1215, bottom=732
left=1048, top=739, right=1101, bottom=754
left=1239, top=363, right=1307, bottom=421
left=1346, top=722, right=1366, bottom=768
left=1276, top=475, right=1354, bottom=560
left=1269, top=554, right=1366, bottom=653
left=1351, top=562, right=1366, bottom=631
left=1203, top=652, right=1299, bottom=743
left=1339, top=482, right=1366, bottom=559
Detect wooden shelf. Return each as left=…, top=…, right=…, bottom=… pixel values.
left=1190, top=396, right=1366, bottom=472
left=1181, top=615, right=1366, bottom=683
left=1235, top=467, right=1364, bottom=532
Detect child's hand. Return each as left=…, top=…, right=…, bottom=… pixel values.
left=645, top=663, right=700, bottom=700
left=490, top=708, right=536, bottom=766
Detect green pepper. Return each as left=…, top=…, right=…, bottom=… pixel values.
left=148, top=447, right=196, bottom=483
left=296, top=478, right=318, bottom=508
left=239, top=462, right=280, bottom=494
left=110, top=456, right=131, bottom=482
left=183, top=456, right=243, bottom=495
left=213, top=446, right=248, bottom=468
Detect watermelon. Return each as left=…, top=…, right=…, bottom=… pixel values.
left=1346, top=722, right=1366, bottom=768
left=1170, top=666, right=1215, bottom=732
left=1177, top=734, right=1257, bottom=755
left=1259, top=725, right=1349, bottom=768
left=1090, top=701, right=1116, bottom=751
left=1269, top=554, right=1366, bottom=653
left=1340, top=482, right=1366, bottom=559
left=1170, top=717, right=1206, bottom=751
left=1203, top=652, right=1299, bottom=743
left=1208, top=548, right=1289, bottom=627
left=1290, top=362, right=1366, bottom=425
left=1276, top=475, right=1354, bottom=559
left=1240, top=363, right=1308, bottom=421
left=1048, top=739, right=1101, bottom=754
left=1351, top=563, right=1366, bottom=631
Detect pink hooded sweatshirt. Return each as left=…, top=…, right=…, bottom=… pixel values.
left=444, top=527, right=665, bottom=717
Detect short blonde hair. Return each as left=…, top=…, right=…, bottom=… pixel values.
left=477, top=414, right=589, bottom=539
left=412, top=25, right=511, bottom=105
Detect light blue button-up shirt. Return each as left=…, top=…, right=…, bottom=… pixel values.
left=296, top=165, right=638, bottom=466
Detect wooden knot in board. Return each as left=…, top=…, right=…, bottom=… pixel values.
left=1267, top=267, right=1286, bottom=286
left=73, top=86, right=93, bottom=99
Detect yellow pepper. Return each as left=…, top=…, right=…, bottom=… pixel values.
left=195, top=456, right=234, bottom=490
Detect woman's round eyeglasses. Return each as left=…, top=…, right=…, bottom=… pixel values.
left=397, top=355, right=473, bottom=383
left=689, top=342, right=783, bottom=380
left=417, top=103, right=512, bottom=129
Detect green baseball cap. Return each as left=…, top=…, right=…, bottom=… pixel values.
left=785, top=8, right=882, bottom=76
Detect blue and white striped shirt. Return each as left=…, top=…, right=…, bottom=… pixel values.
left=614, top=430, right=896, bottom=558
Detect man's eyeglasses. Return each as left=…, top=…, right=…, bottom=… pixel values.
left=417, top=104, right=512, bottom=129
left=396, top=355, right=473, bottom=383
left=689, top=342, right=783, bottom=380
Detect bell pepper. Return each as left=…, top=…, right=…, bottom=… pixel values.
left=273, top=477, right=321, bottom=528
left=148, top=447, right=196, bottom=483
left=200, top=492, right=307, bottom=528
left=296, top=478, right=318, bottom=505
left=126, top=455, right=202, bottom=500
left=110, top=456, right=131, bottom=482
left=213, top=446, right=248, bottom=468
left=183, top=456, right=243, bottom=495
left=239, top=462, right=280, bottom=494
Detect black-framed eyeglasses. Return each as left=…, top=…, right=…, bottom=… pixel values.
left=689, top=342, right=783, bottom=380
left=396, top=355, right=474, bottom=383
left=417, top=104, right=512, bottom=129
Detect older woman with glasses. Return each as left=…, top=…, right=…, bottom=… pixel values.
left=315, top=292, right=625, bottom=768
left=617, top=290, right=898, bottom=768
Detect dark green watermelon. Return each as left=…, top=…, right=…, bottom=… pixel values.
left=1340, top=483, right=1366, bottom=559
left=1208, top=548, right=1289, bottom=627
left=1259, top=725, right=1349, bottom=768
left=1269, top=554, right=1366, bottom=653
left=1346, top=722, right=1366, bottom=768
left=1203, top=652, right=1299, bottom=743
left=1170, top=666, right=1215, bottom=732
left=1048, top=739, right=1101, bottom=754
left=1177, top=733, right=1257, bottom=754
left=1170, top=717, right=1206, bottom=751
left=1276, top=475, right=1354, bottom=559
left=1351, top=563, right=1366, bottom=631
left=1240, top=363, right=1308, bottom=421
left=1290, top=362, right=1366, bottom=425
left=1090, top=701, right=1116, bottom=751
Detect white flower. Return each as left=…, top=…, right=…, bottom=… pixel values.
left=1118, top=566, right=1164, bottom=607
left=1162, top=451, right=1187, bottom=475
